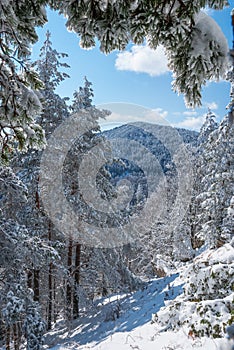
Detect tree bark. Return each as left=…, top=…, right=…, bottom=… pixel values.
left=47, top=221, right=53, bottom=330
left=5, top=326, right=10, bottom=350
left=13, top=323, right=20, bottom=350
left=47, top=262, right=53, bottom=330
left=27, top=270, right=33, bottom=289
left=66, top=237, right=73, bottom=320
left=73, top=243, right=81, bottom=319
left=33, top=269, right=40, bottom=302
left=53, top=277, right=57, bottom=323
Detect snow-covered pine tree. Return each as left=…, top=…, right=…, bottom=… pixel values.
left=60, top=0, right=229, bottom=106
left=70, top=76, right=94, bottom=113
left=194, top=112, right=234, bottom=249
left=198, top=110, right=219, bottom=145
left=0, top=1, right=46, bottom=162
left=64, top=77, right=112, bottom=319
left=191, top=110, right=219, bottom=248
left=33, top=30, right=70, bottom=137
left=222, top=195, right=234, bottom=244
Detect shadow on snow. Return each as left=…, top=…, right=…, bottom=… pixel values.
left=48, top=273, right=183, bottom=349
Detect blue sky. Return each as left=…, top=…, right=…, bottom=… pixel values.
left=32, top=6, right=233, bottom=131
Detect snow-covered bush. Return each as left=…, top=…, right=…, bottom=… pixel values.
left=153, top=244, right=234, bottom=338
left=154, top=296, right=233, bottom=338
left=183, top=245, right=234, bottom=301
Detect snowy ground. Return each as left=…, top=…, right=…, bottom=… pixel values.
left=44, top=270, right=233, bottom=350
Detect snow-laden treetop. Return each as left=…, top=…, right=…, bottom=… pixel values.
left=0, top=0, right=231, bottom=161
left=58, top=0, right=230, bottom=107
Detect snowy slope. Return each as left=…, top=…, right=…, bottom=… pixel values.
left=44, top=274, right=180, bottom=349
left=44, top=244, right=234, bottom=350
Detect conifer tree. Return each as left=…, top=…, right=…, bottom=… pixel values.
left=191, top=110, right=219, bottom=248
left=0, top=0, right=46, bottom=162
left=194, top=113, right=234, bottom=248
left=198, top=110, right=219, bottom=144
left=64, top=76, right=111, bottom=319
left=33, top=30, right=70, bottom=137
left=70, top=76, right=94, bottom=113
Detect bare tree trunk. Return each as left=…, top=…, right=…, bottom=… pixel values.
left=5, top=326, right=10, bottom=350
left=33, top=269, right=40, bottom=302
left=73, top=243, right=81, bottom=319
left=17, top=323, right=21, bottom=350
left=35, top=184, right=40, bottom=210
left=33, top=179, right=40, bottom=304
left=53, top=277, right=57, bottom=323
left=27, top=270, right=33, bottom=289
left=47, top=262, right=53, bottom=330
left=47, top=222, right=53, bottom=330
left=13, top=323, right=20, bottom=350
left=66, top=237, right=73, bottom=320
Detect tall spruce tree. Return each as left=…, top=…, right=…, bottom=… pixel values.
left=33, top=30, right=70, bottom=137
left=64, top=77, right=111, bottom=320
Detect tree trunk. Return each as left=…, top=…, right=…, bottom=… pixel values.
left=73, top=243, right=81, bottom=319
left=33, top=178, right=40, bottom=304
left=66, top=237, right=73, bottom=320
left=27, top=270, right=33, bottom=289
left=5, top=326, right=10, bottom=350
left=13, top=323, right=20, bottom=350
left=53, top=277, right=57, bottom=323
left=47, top=262, right=53, bottom=330
left=17, top=323, right=21, bottom=350
left=47, top=221, right=53, bottom=330
left=35, top=180, right=40, bottom=209
left=33, top=269, right=40, bottom=302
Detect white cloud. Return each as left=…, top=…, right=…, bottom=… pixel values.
left=115, top=44, right=170, bottom=77
left=173, top=115, right=205, bottom=131
left=144, top=108, right=168, bottom=121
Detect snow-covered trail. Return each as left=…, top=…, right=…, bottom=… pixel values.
left=44, top=274, right=182, bottom=348
left=43, top=271, right=231, bottom=350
